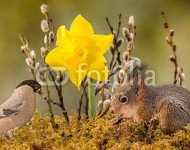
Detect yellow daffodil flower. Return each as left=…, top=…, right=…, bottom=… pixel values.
left=45, top=14, right=114, bottom=89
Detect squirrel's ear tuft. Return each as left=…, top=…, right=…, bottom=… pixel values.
left=129, top=63, right=147, bottom=95
left=127, top=63, right=148, bottom=82
left=128, top=63, right=147, bottom=81
left=131, top=76, right=142, bottom=95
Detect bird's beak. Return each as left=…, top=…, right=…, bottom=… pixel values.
left=36, top=88, right=42, bottom=94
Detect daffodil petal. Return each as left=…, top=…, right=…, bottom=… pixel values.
left=68, top=65, right=87, bottom=90
left=45, top=47, right=67, bottom=70
left=87, top=54, right=107, bottom=66
left=87, top=62, right=109, bottom=81
left=57, top=26, right=77, bottom=54
left=70, top=14, right=94, bottom=36
left=93, top=34, right=114, bottom=54
left=57, top=26, right=70, bottom=46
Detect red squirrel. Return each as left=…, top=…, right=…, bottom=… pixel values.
left=110, top=65, right=190, bottom=134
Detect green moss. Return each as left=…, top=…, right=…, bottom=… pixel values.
left=1, top=111, right=190, bottom=149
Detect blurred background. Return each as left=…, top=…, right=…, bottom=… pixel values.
left=0, top=0, right=190, bottom=116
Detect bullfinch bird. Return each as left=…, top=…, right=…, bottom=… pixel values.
left=0, top=80, right=41, bottom=135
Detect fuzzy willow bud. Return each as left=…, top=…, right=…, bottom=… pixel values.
left=44, top=34, right=49, bottom=45
left=112, top=65, right=122, bottom=74
left=172, top=44, right=177, bottom=51
left=164, top=22, right=169, bottom=29
left=41, top=47, right=47, bottom=58
left=35, top=62, right=41, bottom=70
left=122, top=27, right=131, bottom=42
left=49, top=31, right=55, bottom=43
left=128, top=16, right=135, bottom=27
left=98, top=100, right=103, bottom=109
left=130, top=57, right=141, bottom=67
left=166, top=36, right=171, bottom=44
left=123, top=52, right=129, bottom=62
left=109, top=45, right=115, bottom=55
left=170, top=55, right=175, bottom=62
left=177, top=67, right=181, bottom=73
left=21, top=45, right=27, bottom=53
left=40, top=4, right=48, bottom=14
left=180, top=73, right=185, bottom=81
left=29, top=50, right=36, bottom=59
left=124, top=60, right=135, bottom=69
left=41, top=20, right=50, bottom=33
left=25, top=58, right=34, bottom=67
left=130, top=33, right=134, bottom=41
left=170, top=30, right=174, bottom=36
left=56, top=75, right=63, bottom=82
left=112, top=81, right=120, bottom=92
left=118, top=69, right=125, bottom=79
left=103, top=99, right=111, bottom=108
left=101, top=88, right=110, bottom=99
left=127, top=41, right=134, bottom=51
left=116, top=38, right=124, bottom=48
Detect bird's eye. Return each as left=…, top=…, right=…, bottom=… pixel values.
left=119, top=96, right=128, bottom=103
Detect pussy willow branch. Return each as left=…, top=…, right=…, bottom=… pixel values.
left=40, top=5, right=70, bottom=125
left=95, top=15, right=122, bottom=97
left=120, top=13, right=136, bottom=84
left=19, top=34, right=56, bottom=127
left=38, top=87, right=70, bottom=123
left=19, top=35, right=36, bottom=80
left=106, top=14, right=122, bottom=71
left=116, top=14, right=122, bottom=65
left=44, top=12, right=69, bottom=123
left=93, top=15, right=122, bottom=119
left=44, top=56, right=56, bottom=128
left=41, top=12, right=57, bottom=128
left=38, top=91, right=58, bottom=105
left=160, top=11, right=183, bottom=85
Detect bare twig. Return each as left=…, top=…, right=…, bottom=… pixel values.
left=83, top=77, right=89, bottom=119
left=77, top=76, right=89, bottom=120
left=45, top=67, right=56, bottom=128
left=49, top=70, right=69, bottom=124
left=77, top=89, right=84, bottom=120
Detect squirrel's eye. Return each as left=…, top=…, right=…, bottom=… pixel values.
left=119, top=96, right=128, bottom=103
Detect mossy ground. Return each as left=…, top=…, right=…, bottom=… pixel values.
left=1, top=111, right=190, bottom=150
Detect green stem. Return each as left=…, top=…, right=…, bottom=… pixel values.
left=88, top=77, right=95, bottom=117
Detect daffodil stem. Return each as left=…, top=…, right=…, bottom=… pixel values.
left=88, top=78, right=95, bottom=117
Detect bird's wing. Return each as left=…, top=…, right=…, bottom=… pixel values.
left=0, top=102, right=24, bottom=118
